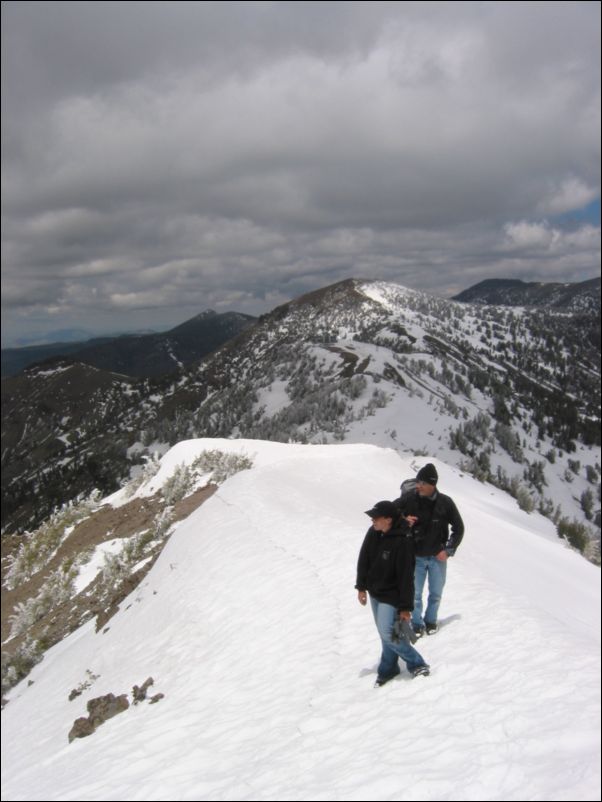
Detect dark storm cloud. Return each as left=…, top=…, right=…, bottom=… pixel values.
left=1, top=1, right=600, bottom=344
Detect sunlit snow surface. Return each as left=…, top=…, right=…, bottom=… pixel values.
left=2, top=439, right=600, bottom=801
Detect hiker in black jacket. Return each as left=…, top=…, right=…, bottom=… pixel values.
left=356, top=500, right=430, bottom=686
left=397, top=463, right=464, bottom=637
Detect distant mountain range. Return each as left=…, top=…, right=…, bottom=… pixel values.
left=4, top=277, right=598, bottom=378
left=2, top=276, right=600, bottom=553
left=1, top=311, right=256, bottom=378
left=452, top=276, right=600, bottom=311
left=9, top=327, right=119, bottom=347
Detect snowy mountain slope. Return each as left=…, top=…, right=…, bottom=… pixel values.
left=2, top=439, right=600, bottom=802
left=3, top=279, right=600, bottom=547
left=156, top=279, right=601, bottom=547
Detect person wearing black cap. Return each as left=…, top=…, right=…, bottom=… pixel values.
left=397, top=463, right=464, bottom=637
left=355, top=500, right=430, bottom=686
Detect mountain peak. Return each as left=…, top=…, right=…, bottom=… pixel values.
left=453, top=276, right=601, bottom=310
left=171, top=309, right=218, bottom=325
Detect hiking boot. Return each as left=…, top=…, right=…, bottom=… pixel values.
left=412, top=625, right=425, bottom=639
left=411, top=665, right=430, bottom=678
left=425, top=622, right=439, bottom=635
left=374, top=670, right=400, bottom=687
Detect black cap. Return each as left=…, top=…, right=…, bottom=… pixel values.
left=365, top=500, right=398, bottom=519
left=416, top=463, right=438, bottom=485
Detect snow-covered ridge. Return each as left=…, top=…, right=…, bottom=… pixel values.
left=2, top=438, right=600, bottom=801
left=358, top=279, right=430, bottom=309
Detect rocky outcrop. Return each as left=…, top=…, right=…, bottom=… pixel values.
left=68, top=693, right=129, bottom=743
left=68, top=677, right=164, bottom=742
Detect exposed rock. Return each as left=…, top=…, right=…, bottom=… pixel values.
left=68, top=670, right=100, bottom=701
left=132, top=676, right=154, bottom=704
left=68, top=716, right=96, bottom=743
left=67, top=677, right=163, bottom=742
left=68, top=692, right=129, bottom=742
left=87, top=693, right=129, bottom=728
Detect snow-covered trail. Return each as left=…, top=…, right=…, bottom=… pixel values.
left=2, top=441, right=600, bottom=801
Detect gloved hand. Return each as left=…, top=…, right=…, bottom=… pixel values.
left=391, top=617, right=418, bottom=644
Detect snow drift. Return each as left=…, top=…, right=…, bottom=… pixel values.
left=1, top=439, right=600, bottom=801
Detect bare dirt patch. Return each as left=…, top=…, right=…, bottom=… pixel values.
left=1, top=484, right=217, bottom=659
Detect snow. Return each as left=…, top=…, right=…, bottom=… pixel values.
left=360, top=281, right=423, bottom=309
left=73, top=537, right=135, bottom=595
left=253, top=380, right=290, bottom=417
left=2, top=438, right=600, bottom=802
left=29, top=365, right=73, bottom=377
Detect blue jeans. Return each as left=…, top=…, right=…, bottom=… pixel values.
left=412, top=555, right=447, bottom=629
left=370, top=597, right=428, bottom=679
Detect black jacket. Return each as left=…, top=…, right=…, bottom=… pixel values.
left=396, top=490, right=464, bottom=558
left=355, top=522, right=415, bottom=611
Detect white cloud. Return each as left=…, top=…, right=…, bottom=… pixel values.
left=537, top=177, right=599, bottom=216
left=504, top=221, right=559, bottom=250
left=503, top=219, right=602, bottom=259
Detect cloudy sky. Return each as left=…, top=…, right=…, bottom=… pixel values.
left=2, top=1, right=600, bottom=345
